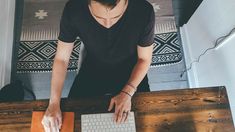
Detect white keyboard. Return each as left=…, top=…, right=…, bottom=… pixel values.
left=81, top=112, right=136, bottom=132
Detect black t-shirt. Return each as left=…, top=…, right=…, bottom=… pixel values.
left=58, top=0, right=155, bottom=94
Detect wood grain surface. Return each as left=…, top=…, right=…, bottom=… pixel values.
left=0, top=86, right=234, bottom=132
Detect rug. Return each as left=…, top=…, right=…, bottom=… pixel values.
left=152, top=32, right=182, bottom=67
left=20, top=0, right=66, bottom=41
left=20, top=0, right=176, bottom=41
left=17, top=40, right=80, bottom=73
left=149, top=0, right=177, bottom=34
left=17, top=32, right=182, bottom=73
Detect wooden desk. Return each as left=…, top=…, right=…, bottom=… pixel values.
left=0, top=87, right=234, bottom=132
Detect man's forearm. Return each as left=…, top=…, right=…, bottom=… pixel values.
left=124, top=59, right=151, bottom=92
left=49, top=59, right=69, bottom=105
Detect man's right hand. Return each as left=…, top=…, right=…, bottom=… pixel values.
left=41, top=103, right=62, bottom=132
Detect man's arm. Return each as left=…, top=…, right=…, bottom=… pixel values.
left=49, top=40, right=74, bottom=105
left=123, top=44, right=153, bottom=95
left=42, top=40, right=74, bottom=131
left=109, top=44, right=153, bottom=123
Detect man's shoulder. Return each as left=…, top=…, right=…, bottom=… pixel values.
left=64, top=0, right=85, bottom=12
left=130, top=0, right=154, bottom=19
left=63, top=0, right=86, bottom=20
left=132, top=0, right=154, bottom=11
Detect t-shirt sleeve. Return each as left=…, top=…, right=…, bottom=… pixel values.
left=58, top=2, right=77, bottom=43
left=138, top=7, right=155, bottom=47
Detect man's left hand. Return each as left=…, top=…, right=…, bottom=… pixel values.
left=108, top=92, right=132, bottom=123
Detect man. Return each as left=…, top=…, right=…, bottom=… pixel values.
left=42, top=0, right=155, bottom=131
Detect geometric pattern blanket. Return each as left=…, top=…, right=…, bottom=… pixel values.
left=17, top=32, right=182, bottom=73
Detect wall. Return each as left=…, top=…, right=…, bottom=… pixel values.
left=180, top=0, right=235, bottom=125
left=0, top=0, right=15, bottom=88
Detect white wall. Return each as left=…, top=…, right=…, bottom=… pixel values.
left=180, top=0, right=235, bottom=126
left=0, top=0, right=15, bottom=88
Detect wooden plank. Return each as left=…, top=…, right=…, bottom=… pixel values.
left=135, top=109, right=234, bottom=132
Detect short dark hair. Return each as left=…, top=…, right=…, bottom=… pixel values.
left=88, top=0, right=121, bottom=9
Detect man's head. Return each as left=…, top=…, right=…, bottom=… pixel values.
left=88, top=0, right=121, bottom=9
left=88, top=0, right=128, bottom=28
